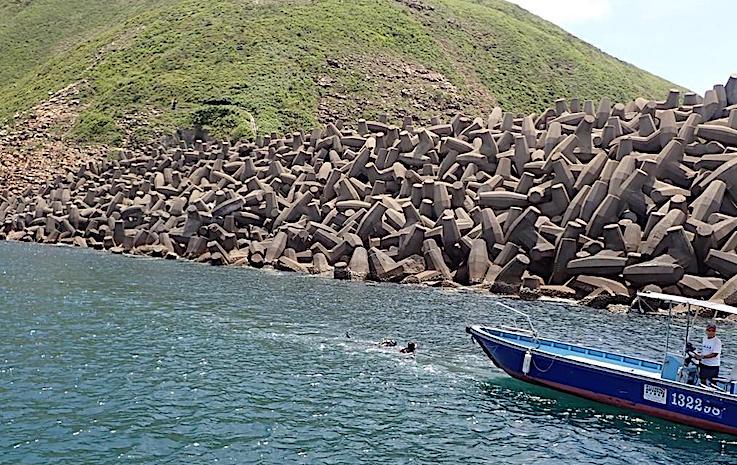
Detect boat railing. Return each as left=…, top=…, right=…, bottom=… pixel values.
left=496, top=302, right=538, bottom=340
left=499, top=325, right=536, bottom=336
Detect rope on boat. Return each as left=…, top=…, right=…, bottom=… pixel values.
left=530, top=352, right=557, bottom=373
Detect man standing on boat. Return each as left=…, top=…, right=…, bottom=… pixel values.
left=696, top=322, right=722, bottom=386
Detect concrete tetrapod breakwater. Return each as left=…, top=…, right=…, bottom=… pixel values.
left=3, top=76, right=737, bottom=310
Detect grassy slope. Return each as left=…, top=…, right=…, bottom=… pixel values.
left=425, top=0, right=676, bottom=108
left=0, top=0, right=679, bottom=143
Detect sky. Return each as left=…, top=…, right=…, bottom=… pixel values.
left=506, top=0, right=736, bottom=94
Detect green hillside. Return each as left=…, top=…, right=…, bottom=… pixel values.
left=0, top=0, right=678, bottom=144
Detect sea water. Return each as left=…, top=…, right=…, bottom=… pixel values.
left=1, top=241, right=736, bottom=464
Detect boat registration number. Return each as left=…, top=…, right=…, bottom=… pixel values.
left=643, top=385, right=724, bottom=417
left=669, top=393, right=723, bottom=417
left=643, top=384, right=667, bottom=404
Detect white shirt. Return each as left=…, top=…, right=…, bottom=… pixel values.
left=701, top=336, right=722, bottom=367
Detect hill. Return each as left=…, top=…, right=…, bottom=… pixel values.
left=0, top=0, right=678, bottom=144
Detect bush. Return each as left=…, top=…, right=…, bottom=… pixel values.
left=190, top=104, right=257, bottom=141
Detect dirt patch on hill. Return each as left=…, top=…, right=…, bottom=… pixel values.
left=395, top=0, right=435, bottom=12
left=0, top=81, right=109, bottom=196
left=316, top=54, right=492, bottom=125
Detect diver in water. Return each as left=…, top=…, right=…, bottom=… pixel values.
left=400, top=342, right=417, bottom=354
left=379, top=338, right=397, bottom=347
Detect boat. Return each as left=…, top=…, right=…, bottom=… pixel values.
left=467, top=292, right=737, bottom=435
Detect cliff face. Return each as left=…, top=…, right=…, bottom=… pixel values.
left=0, top=0, right=677, bottom=145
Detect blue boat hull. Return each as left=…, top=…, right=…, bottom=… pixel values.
left=469, top=326, right=737, bottom=436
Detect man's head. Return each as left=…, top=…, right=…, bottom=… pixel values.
left=706, top=322, right=717, bottom=338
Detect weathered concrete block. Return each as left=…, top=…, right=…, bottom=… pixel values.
left=690, top=180, right=726, bottom=222
left=211, top=196, right=245, bottom=218
left=397, top=223, right=426, bottom=260
left=347, top=246, right=369, bottom=279
left=276, top=256, right=308, bottom=273
left=711, top=273, right=737, bottom=305
left=401, top=270, right=443, bottom=284
left=550, top=237, right=577, bottom=284
left=490, top=242, right=517, bottom=267
left=468, top=238, right=490, bottom=284
left=480, top=208, right=504, bottom=248
left=185, top=235, right=208, bottom=258
left=602, top=224, right=626, bottom=252
left=504, top=206, right=540, bottom=250
left=368, top=247, right=402, bottom=281
left=623, top=258, right=685, bottom=287
left=478, top=191, right=528, bottom=209
left=639, top=209, right=686, bottom=256
left=586, top=194, right=621, bottom=238
left=657, top=226, right=697, bottom=274
left=265, top=231, right=287, bottom=263
left=333, top=262, right=351, bottom=280
left=574, top=152, right=607, bottom=192
left=493, top=253, right=529, bottom=287
left=569, top=275, right=630, bottom=299
left=423, top=239, right=453, bottom=280
left=440, top=212, right=462, bottom=249
left=678, top=274, right=720, bottom=299
left=726, top=74, right=737, bottom=106
left=705, top=249, right=737, bottom=278
left=356, top=201, right=388, bottom=241
left=694, top=155, right=737, bottom=194
left=567, top=253, right=627, bottom=277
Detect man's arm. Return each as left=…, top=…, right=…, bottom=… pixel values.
left=698, top=340, right=721, bottom=359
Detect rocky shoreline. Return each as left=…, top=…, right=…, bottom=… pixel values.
left=3, top=76, right=737, bottom=311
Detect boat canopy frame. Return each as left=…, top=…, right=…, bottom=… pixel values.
left=637, top=291, right=737, bottom=359
left=637, top=292, right=737, bottom=315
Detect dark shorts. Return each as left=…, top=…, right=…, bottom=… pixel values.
left=699, top=365, right=720, bottom=380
